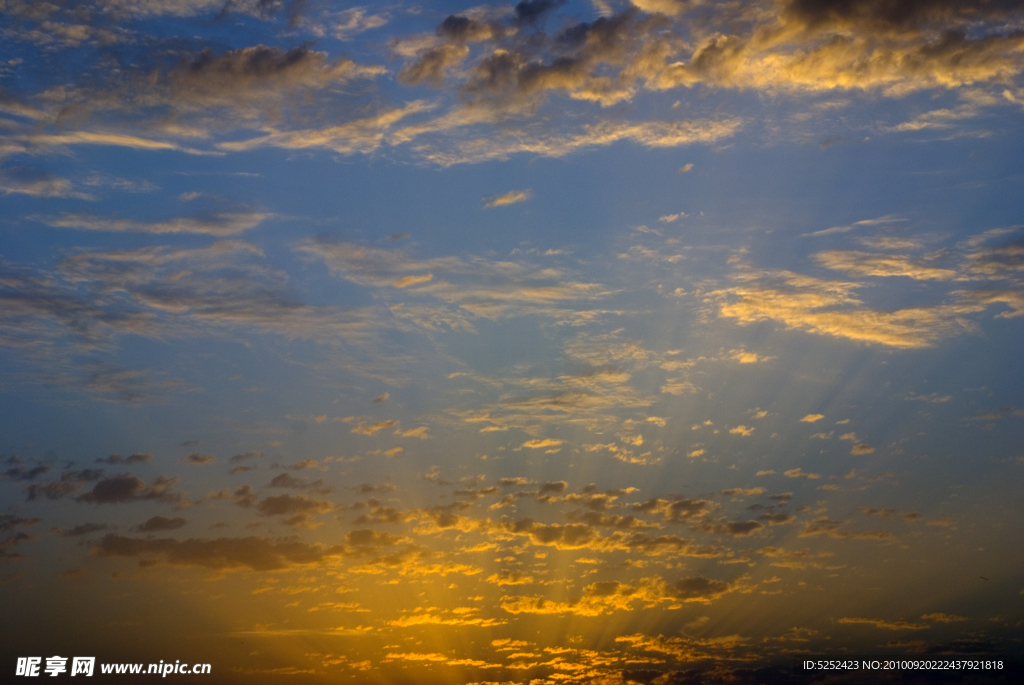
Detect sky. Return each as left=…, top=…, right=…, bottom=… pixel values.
left=1, top=1, right=1024, bottom=683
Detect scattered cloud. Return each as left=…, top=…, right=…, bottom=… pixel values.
left=483, top=190, right=531, bottom=208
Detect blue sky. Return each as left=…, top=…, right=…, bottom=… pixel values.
left=2, top=1, right=1023, bottom=683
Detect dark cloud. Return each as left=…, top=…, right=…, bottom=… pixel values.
left=667, top=576, right=735, bottom=602
left=419, top=501, right=474, bottom=529
left=398, top=44, right=470, bottom=86
left=168, top=44, right=372, bottom=107
left=564, top=510, right=655, bottom=529
left=229, top=451, right=263, bottom=463
left=61, top=469, right=105, bottom=482
left=0, top=515, right=40, bottom=533
left=758, top=512, right=797, bottom=525
left=698, top=519, right=765, bottom=537
left=354, top=482, right=395, bottom=494
left=344, top=528, right=406, bottom=549
left=61, top=522, right=108, bottom=537
left=93, top=534, right=345, bottom=572
left=77, top=474, right=181, bottom=505
left=633, top=496, right=716, bottom=522
left=0, top=531, right=34, bottom=559
left=538, top=480, right=568, bottom=494
left=462, top=9, right=664, bottom=107
left=514, top=0, right=566, bottom=25
left=351, top=500, right=414, bottom=525
left=268, top=473, right=304, bottom=488
left=136, top=516, right=188, bottom=533
left=268, top=473, right=334, bottom=493
left=232, top=485, right=258, bottom=508
left=436, top=15, right=503, bottom=43
left=25, top=481, right=82, bottom=501
left=3, top=464, right=50, bottom=481
left=96, top=453, right=153, bottom=465
left=784, top=0, right=1024, bottom=34
left=181, top=452, right=215, bottom=465
left=287, top=459, right=318, bottom=470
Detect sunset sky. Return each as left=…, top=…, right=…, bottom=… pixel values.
left=2, top=1, right=1023, bottom=683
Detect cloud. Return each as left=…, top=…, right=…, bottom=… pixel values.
left=166, top=45, right=382, bottom=111
left=296, top=239, right=612, bottom=330
left=383, top=652, right=448, bottom=663
left=840, top=432, right=876, bottom=454
left=387, top=612, right=506, bottom=627
left=814, top=251, right=958, bottom=280
left=800, top=517, right=896, bottom=541
left=634, top=496, right=716, bottom=522
left=327, top=8, right=390, bottom=40
left=3, top=464, right=50, bottom=481
left=35, top=212, right=268, bottom=236
left=616, top=632, right=749, bottom=662
left=135, top=516, right=187, bottom=532
left=720, top=487, right=765, bottom=497
left=31, top=241, right=395, bottom=362
left=522, top=438, right=563, bottom=449
left=0, top=168, right=93, bottom=199
left=351, top=419, right=398, bottom=435
left=180, top=453, right=215, bottom=465
left=414, top=118, right=744, bottom=166
left=93, top=534, right=346, bottom=572
left=651, top=2, right=1024, bottom=96
left=395, top=426, right=431, bottom=439
left=61, top=522, right=108, bottom=537
left=729, top=425, right=754, bottom=436
left=14, top=131, right=214, bottom=156
left=25, top=481, right=82, bottom=501
left=906, top=392, right=952, bottom=403
left=77, top=474, right=181, bottom=504
left=921, top=612, right=967, bottom=623
left=800, top=414, right=824, bottom=423
left=268, top=473, right=333, bottom=494
left=711, top=269, right=995, bottom=348
left=392, top=274, right=433, bottom=288
left=0, top=515, right=41, bottom=533
left=484, top=190, right=532, bottom=208
left=229, top=451, right=263, bottom=463
left=487, top=570, right=535, bottom=586
left=661, top=379, right=698, bottom=395
left=5, top=0, right=1023, bottom=178
left=219, top=101, right=435, bottom=156
left=783, top=468, right=820, bottom=479
left=255, top=494, right=334, bottom=517
left=499, top=518, right=727, bottom=557
left=499, top=477, right=534, bottom=487
left=398, top=44, right=472, bottom=87
left=837, top=617, right=929, bottom=631
left=697, top=519, right=765, bottom=537
left=730, top=349, right=768, bottom=363
left=500, top=575, right=737, bottom=616
left=97, top=453, right=153, bottom=465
